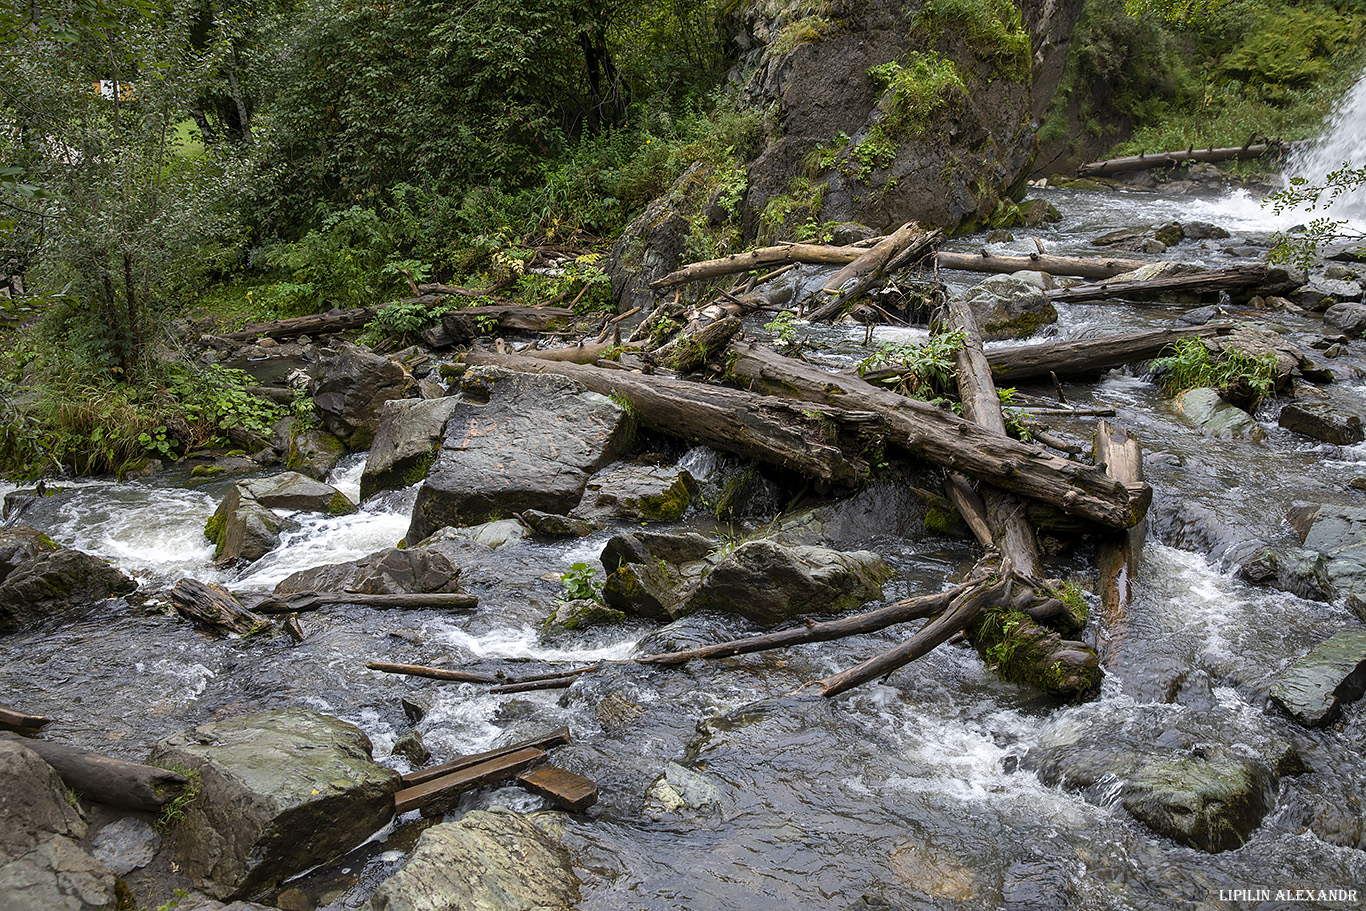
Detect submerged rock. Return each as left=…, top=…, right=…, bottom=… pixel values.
left=1269, top=628, right=1366, bottom=727
left=1277, top=401, right=1364, bottom=446
left=273, top=546, right=462, bottom=596
left=361, top=809, right=578, bottom=911
left=149, top=708, right=401, bottom=900
left=0, top=527, right=137, bottom=632
left=0, top=739, right=119, bottom=911
left=407, top=368, right=628, bottom=543
left=519, top=510, right=597, bottom=538
left=1324, top=302, right=1366, bottom=337
left=1172, top=388, right=1265, bottom=441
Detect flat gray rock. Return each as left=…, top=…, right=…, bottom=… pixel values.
left=89, top=817, right=158, bottom=876
left=1270, top=628, right=1366, bottom=727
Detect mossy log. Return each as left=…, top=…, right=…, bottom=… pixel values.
left=463, top=350, right=872, bottom=486
left=727, top=344, right=1148, bottom=530
left=964, top=608, right=1102, bottom=699
left=439, top=305, right=574, bottom=345
left=656, top=315, right=743, bottom=374
left=0, top=732, right=189, bottom=812
left=221, top=306, right=376, bottom=343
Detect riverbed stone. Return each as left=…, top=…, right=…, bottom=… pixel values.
left=360, top=396, right=464, bottom=501
left=1172, top=388, right=1266, bottom=441
left=0, top=739, right=119, bottom=911
left=0, top=539, right=137, bottom=633
left=89, top=816, right=158, bottom=876
left=149, top=708, right=401, bottom=900
left=957, top=271, right=1059, bottom=340
left=310, top=344, right=415, bottom=450
left=1203, top=326, right=1303, bottom=382
left=1269, top=629, right=1366, bottom=727
left=1287, top=502, right=1366, bottom=560
left=599, top=531, right=716, bottom=622
left=1277, top=401, right=1364, bottom=445
left=1024, top=703, right=1296, bottom=852
left=407, top=368, right=628, bottom=542
left=284, top=423, right=346, bottom=480
left=1237, top=546, right=1333, bottom=602
left=680, top=540, right=892, bottom=626
left=273, top=546, right=462, bottom=595
left=238, top=472, right=356, bottom=516
left=572, top=464, right=698, bottom=522
left=518, top=510, right=596, bottom=538
left=361, top=808, right=578, bottom=911
left=204, top=489, right=291, bottom=565
left=1324, top=302, right=1366, bottom=337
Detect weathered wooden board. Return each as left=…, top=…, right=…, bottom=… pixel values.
left=394, top=747, right=546, bottom=815
left=517, top=765, right=599, bottom=812
left=401, top=728, right=572, bottom=787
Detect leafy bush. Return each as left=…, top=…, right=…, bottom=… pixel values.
left=1149, top=337, right=1279, bottom=409
left=858, top=329, right=967, bottom=401
left=560, top=562, right=603, bottom=602
left=921, top=0, right=1031, bottom=82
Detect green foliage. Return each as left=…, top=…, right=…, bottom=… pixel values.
left=1266, top=165, right=1366, bottom=270
left=154, top=764, right=201, bottom=832
left=868, top=54, right=967, bottom=138
left=921, top=0, right=1031, bottom=82
left=1149, top=337, right=1280, bottom=408
left=773, top=14, right=835, bottom=54
left=560, top=562, right=603, bottom=602
left=858, top=330, right=966, bottom=400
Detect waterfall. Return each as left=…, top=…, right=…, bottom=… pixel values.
left=1286, top=71, right=1366, bottom=224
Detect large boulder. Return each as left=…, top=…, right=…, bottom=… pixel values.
left=956, top=271, right=1058, bottom=340
left=0, top=740, right=119, bottom=911
left=1324, top=301, right=1366, bottom=337
left=0, top=528, right=136, bottom=633
left=407, top=368, right=629, bottom=543
left=360, top=397, right=464, bottom=501
left=273, top=546, right=462, bottom=596
left=728, top=0, right=1036, bottom=239
left=681, top=540, right=892, bottom=626
left=1172, top=388, right=1266, bottom=441
left=205, top=474, right=354, bottom=565
left=1269, top=628, right=1366, bottom=727
left=608, top=162, right=712, bottom=311
left=237, top=472, right=355, bottom=516
left=601, top=531, right=718, bottom=622
left=1277, top=401, right=1364, bottom=446
left=362, top=809, right=579, bottom=911
left=309, top=344, right=415, bottom=449
left=1023, top=704, right=1298, bottom=852
left=149, top=709, right=401, bottom=900
left=284, top=422, right=346, bottom=480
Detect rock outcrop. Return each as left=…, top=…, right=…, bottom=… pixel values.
left=149, top=709, right=401, bottom=900
left=310, top=344, right=415, bottom=449
left=0, top=526, right=136, bottom=633
left=1269, top=629, right=1366, bottom=727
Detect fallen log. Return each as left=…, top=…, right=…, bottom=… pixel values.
left=934, top=250, right=1150, bottom=281
left=463, top=350, right=872, bottom=486
left=0, top=703, right=53, bottom=732
left=256, top=592, right=478, bottom=613
left=366, top=662, right=499, bottom=684
left=806, top=223, right=937, bottom=321
left=440, top=305, right=575, bottom=345
left=221, top=307, right=377, bottom=343
left=167, top=579, right=272, bottom=637
left=515, top=340, right=619, bottom=364
left=656, top=315, right=742, bottom=374
left=727, top=344, right=1148, bottom=529
left=394, top=747, right=547, bottom=816
left=0, top=732, right=189, bottom=812
left=1093, top=421, right=1147, bottom=668
left=1077, top=141, right=1293, bottom=178
left=648, top=242, right=869, bottom=291
left=1046, top=265, right=1269, bottom=304
left=401, top=728, right=572, bottom=787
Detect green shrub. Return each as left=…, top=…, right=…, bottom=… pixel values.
left=921, top=0, right=1031, bottom=82
left=1149, top=337, right=1280, bottom=409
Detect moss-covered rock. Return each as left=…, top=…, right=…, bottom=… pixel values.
left=573, top=464, right=699, bottom=523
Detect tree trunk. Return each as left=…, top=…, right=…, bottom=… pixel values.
left=255, top=592, right=478, bottom=613
left=463, top=350, right=872, bottom=486
left=167, top=579, right=271, bottom=637
left=0, top=733, right=188, bottom=812
left=0, top=704, right=52, bottom=732
left=805, top=223, right=939, bottom=321
left=1046, top=265, right=1269, bottom=304
left=1077, top=141, right=1294, bottom=178
left=727, top=344, right=1148, bottom=529
left=934, top=250, right=1150, bottom=281
left=648, top=243, right=871, bottom=292
left=1093, top=421, right=1147, bottom=667
left=223, top=307, right=377, bottom=342
left=439, top=305, right=574, bottom=345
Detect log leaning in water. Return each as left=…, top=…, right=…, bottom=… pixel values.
left=256, top=592, right=478, bottom=613
left=1093, top=421, right=1147, bottom=668
left=726, top=344, right=1148, bottom=529
left=167, top=579, right=272, bottom=637
left=0, top=732, right=189, bottom=812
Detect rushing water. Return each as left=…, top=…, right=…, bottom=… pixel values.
left=1287, top=71, right=1366, bottom=224
left=7, top=133, right=1366, bottom=909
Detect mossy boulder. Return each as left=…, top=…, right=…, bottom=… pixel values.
left=284, top=423, right=347, bottom=480
left=957, top=271, right=1059, bottom=340
left=309, top=344, right=415, bottom=450
left=1172, top=388, right=1266, bottom=441
left=239, top=472, right=356, bottom=516
left=573, top=464, right=699, bottom=523
left=0, top=527, right=137, bottom=632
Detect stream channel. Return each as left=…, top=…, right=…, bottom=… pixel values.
left=5, top=113, right=1366, bottom=910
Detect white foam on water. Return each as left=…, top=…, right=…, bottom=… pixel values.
left=422, top=620, right=637, bottom=663
left=234, top=509, right=411, bottom=590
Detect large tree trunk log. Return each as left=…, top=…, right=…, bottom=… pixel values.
left=1047, top=265, right=1269, bottom=304
left=463, top=350, right=871, bottom=485
left=648, top=243, right=871, bottom=291
left=255, top=592, right=478, bottom=613
left=0, top=733, right=189, bottom=812
left=167, top=579, right=271, bottom=637
left=934, top=250, right=1150, bottom=281
left=806, top=223, right=939, bottom=321
left=402, top=728, right=572, bottom=787
left=1093, top=421, right=1147, bottom=667
left=222, top=307, right=377, bottom=343
left=1077, top=141, right=1294, bottom=178
left=727, top=344, right=1148, bottom=529
left=440, top=305, right=574, bottom=345
left=655, top=315, right=742, bottom=373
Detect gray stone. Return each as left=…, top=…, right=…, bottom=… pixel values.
left=957, top=271, right=1058, bottom=341
left=362, top=809, right=578, bottom=911
left=1203, top=326, right=1302, bottom=380
left=0, top=740, right=119, bottom=911
left=273, top=546, right=462, bottom=596
left=642, top=762, right=722, bottom=821
left=390, top=730, right=430, bottom=768
left=149, top=708, right=401, bottom=900
left=1181, top=221, right=1230, bottom=240
left=543, top=598, right=627, bottom=636
left=519, top=510, right=596, bottom=538
left=1325, top=302, right=1366, bottom=337
left=428, top=519, right=530, bottom=550
left=1287, top=502, right=1366, bottom=561
left=238, top=472, right=356, bottom=516
left=572, top=464, right=698, bottom=522
left=204, top=488, right=292, bottom=565
left=89, top=816, right=158, bottom=876
left=607, top=162, right=708, bottom=310
left=1237, top=546, right=1333, bottom=602
left=310, top=344, right=415, bottom=449
left=1278, top=401, right=1364, bottom=446
left=0, top=540, right=137, bottom=633
left=681, top=540, right=891, bottom=626
left=284, top=423, right=346, bottom=480
left=360, top=397, right=464, bottom=501
left=1002, top=859, right=1073, bottom=911
left=1173, top=388, right=1266, bottom=441
left=407, top=368, right=628, bottom=542
left=603, top=557, right=692, bottom=622
left=1269, top=629, right=1366, bottom=727
left=1024, top=704, right=1296, bottom=853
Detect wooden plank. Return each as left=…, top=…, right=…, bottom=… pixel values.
left=517, top=765, right=598, bottom=812
left=394, top=747, right=546, bottom=815
left=401, top=728, right=572, bottom=787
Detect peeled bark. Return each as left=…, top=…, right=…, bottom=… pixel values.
left=167, top=579, right=271, bottom=637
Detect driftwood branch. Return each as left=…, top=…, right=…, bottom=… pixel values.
left=1077, top=141, right=1294, bottom=178
left=1093, top=421, right=1147, bottom=668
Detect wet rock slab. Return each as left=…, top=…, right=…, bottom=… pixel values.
left=149, top=708, right=401, bottom=900
left=572, top=463, right=698, bottom=522
left=0, top=739, right=119, bottom=911
left=361, top=809, right=578, bottom=911
left=89, top=817, right=159, bottom=876
left=360, top=396, right=463, bottom=501
left=0, top=525, right=137, bottom=633
left=407, top=367, right=628, bottom=543
left=1269, top=628, right=1366, bottom=727
left=273, top=546, right=462, bottom=596
left=1278, top=400, right=1364, bottom=445
left=1172, top=387, right=1265, bottom=441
